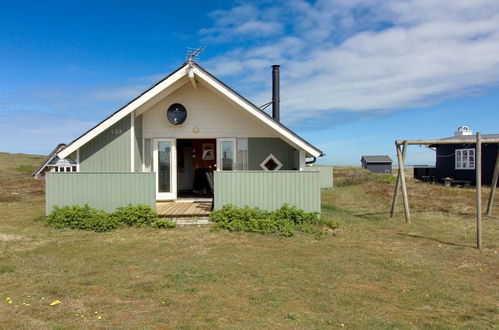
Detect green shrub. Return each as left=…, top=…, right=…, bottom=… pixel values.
left=46, top=204, right=175, bottom=232
left=46, top=205, right=119, bottom=232
left=151, top=217, right=176, bottom=229
left=335, top=167, right=396, bottom=187
left=210, top=204, right=327, bottom=237
left=111, top=204, right=158, bottom=227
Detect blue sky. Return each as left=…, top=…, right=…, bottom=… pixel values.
left=1, top=0, right=499, bottom=165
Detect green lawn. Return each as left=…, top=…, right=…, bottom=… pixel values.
left=0, top=153, right=498, bottom=329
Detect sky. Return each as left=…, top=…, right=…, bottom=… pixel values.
left=1, top=0, right=499, bottom=165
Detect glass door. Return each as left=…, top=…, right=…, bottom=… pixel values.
left=153, top=139, right=176, bottom=200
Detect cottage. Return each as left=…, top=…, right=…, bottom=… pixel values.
left=431, top=126, right=499, bottom=186
left=361, top=155, right=392, bottom=174
left=42, top=59, right=328, bottom=215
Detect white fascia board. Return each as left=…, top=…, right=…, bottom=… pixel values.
left=192, top=68, right=322, bottom=158
left=58, top=65, right=189, bottom=159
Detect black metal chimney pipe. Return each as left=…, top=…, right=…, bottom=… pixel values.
left=272, top=65, right=280, bottom=122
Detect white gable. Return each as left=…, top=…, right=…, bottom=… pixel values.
left=58, top=63, right=322, bottom=159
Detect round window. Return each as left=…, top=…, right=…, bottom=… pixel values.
left=167, top=103, right=187, bottom=125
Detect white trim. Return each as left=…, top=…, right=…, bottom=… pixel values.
left=193, top=67, right=322, bottom=158
left=260, top=153, right=283, bottom=171
left=57, top=67, right=188, bottom=159
left=153, top=138, right=177, bottom=200
left=130, top=113, right=135, bottom=172
left=57, top=63, right=322, bottom=159
left=217, top=138, right=236, bottom=171
left=299, top=150, right=306, bottom=171
left=141, top=138, right=145, bottom=172
left=76, top=149, right=80, bottom=172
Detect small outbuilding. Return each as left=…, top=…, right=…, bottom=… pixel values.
left=361, top=155, right=393, bottom=174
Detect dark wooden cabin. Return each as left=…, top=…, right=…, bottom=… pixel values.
left=431, top=127, right=499, bottom=186
left=361, top=155, right=392, bottom=174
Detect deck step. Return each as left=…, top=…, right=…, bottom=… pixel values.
left=174, top=217, right=212, bottom=226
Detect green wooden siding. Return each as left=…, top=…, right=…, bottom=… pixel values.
left=134, top=114, right=143, bottom=172
left=79, top=115, right=131, bottom=172
left=214, top=171, right=321, bottom=213
left=306, top=165, right=334, bottom=188
left=45, top=172, right=155, bottom=215
left=248, top=138, right=298, bottom=170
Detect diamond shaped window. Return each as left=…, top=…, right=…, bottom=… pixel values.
left=260, top=154, right=283, bottom=171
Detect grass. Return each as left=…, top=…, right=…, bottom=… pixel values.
left=0, top=153, right=498, bottom=329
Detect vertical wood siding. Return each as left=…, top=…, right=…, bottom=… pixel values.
left=45, top=172, right=155, bottom=215
left=248, top=138, right=298, bottom=170
left=214, top=171, right=321, bottom=213
left=79, top=115, right=131, bottom=172
left=306, top=165, right=334, bottom=188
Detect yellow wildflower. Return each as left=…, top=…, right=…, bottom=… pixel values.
left=49, top=300, right=62, bottom=306
left=97, top=316, right=102, bottom=320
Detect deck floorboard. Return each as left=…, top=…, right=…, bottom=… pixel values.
left=157, top=201, right=212, bottom=217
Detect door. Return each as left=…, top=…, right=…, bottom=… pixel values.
left=153, top=139, right=176, bottom=200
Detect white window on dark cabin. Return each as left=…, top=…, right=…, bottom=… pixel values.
left=455, top=148, right=475, bottom=170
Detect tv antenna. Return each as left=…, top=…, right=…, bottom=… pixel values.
left=186, top=46, right=205, bottom=64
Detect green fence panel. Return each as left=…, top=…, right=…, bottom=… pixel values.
left=306, top=165, right=334, bottom=188
left=45, top=172, right=156, bottom=215
left=214, top=171, right=321, bottom=213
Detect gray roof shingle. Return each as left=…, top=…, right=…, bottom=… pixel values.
left=361, top=155, right=392, bottom=163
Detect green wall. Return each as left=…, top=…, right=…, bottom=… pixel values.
left=45, top=172, right=155, bottom=214
left=214, top=171, right=320, bottom=213
left=248, top=138, right=298, bottom=170
left=79, top=115, right=131, bottom=172
left=306, top=165, right=334, bottom=188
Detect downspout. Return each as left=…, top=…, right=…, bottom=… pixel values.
left=306, top=157, right=317, bottom=165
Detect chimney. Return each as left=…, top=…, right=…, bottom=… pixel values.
left=272, top=65, right=280, bottom=122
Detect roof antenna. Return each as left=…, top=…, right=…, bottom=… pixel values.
left=186, top=46, right=205, bottom=64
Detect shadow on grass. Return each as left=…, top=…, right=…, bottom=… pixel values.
left=397, top=232, right=476, bottom=249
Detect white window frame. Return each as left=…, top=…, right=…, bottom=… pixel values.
left=217, top=138, right=236, bottom=171
left=260, top=153, right=283, bottom=171
left=455, top=148, right=475, bottom=170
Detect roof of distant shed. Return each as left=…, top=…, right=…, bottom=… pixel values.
left=361, top=155, right=393, bottom=163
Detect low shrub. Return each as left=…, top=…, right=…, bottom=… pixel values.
left=335, top=167, right=396, bottom=187
left=111, top=204, right=158, bottom=227
left=46, top=204, right=175, bottom=232
left=210, top=204, right=333, bottom=237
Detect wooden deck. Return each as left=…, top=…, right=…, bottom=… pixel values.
left=157, top=201, right=212, bottom=217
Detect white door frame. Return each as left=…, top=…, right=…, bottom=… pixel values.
left=216, top=138, right=237, bottom=171
left=153, top=138, right=177, bottom=200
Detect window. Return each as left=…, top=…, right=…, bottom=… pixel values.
left=455, top=148, right=475, bottom=170
left=218, top=138, right=236, bottom=171
left=260, top=154, right=283, bottom=171
left=235, top=138, right=248, bottom=170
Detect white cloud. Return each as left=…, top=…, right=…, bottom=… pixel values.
left=200, top=0, right=499, bottom=124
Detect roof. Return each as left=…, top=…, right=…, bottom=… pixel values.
left=430, top=133, right=499, bottom=147
left=32, top=143, right=67, bottom=177
left=361, top=155, right=393, bottom=163
left=58, top=62, right=323, bottom=159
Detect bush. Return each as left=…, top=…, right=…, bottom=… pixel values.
left=335, top=167, right=396, bottom=187
left=111, top=204, right=158, bottom=227
left=46, top=204, right=175, bottom=232
left=210, top=204, right=329, bottom=237
left=46, top=205, right=120, bottom=232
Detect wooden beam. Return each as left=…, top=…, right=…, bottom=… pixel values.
left=395, top=138, right=499, bottom=146
left=390, top=141, right=407, bottom=217
left=476, top=133, right=482, bottom=250
left=396, top=142, right=410, bottom=223
left=486, top=150, right=499, bottom=216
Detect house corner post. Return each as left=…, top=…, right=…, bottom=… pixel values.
left=476, top=132, right=482, bottom=249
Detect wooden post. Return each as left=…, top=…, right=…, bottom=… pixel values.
left=486, top=150, right=499, bottom=216
left=390, top=141, right=407, bottom=217
left=396, top=142, right=410, bottom=223
left=476, top=133, right=482, bottom=250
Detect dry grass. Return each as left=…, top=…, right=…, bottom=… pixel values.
left=0, top=158, right=498, bottom=329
